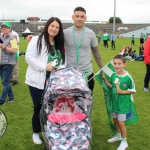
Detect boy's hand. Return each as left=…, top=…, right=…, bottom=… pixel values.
left=116, top=88, right=124, bottom=94
left=101, top=71, right=105, bottom=79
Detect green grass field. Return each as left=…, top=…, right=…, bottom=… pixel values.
left=0, top=37, right=150, bottom=150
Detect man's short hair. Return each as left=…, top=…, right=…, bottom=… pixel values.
left=74, top=7, right=86, bottom=13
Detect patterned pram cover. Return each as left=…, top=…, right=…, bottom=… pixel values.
left=40, top=67, right=93, bottom=150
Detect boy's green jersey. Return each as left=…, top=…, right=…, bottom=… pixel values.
left=110, top=72, right=136, bottom=114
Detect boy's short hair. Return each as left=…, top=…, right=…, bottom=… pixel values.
left=74, top=7, right=86, bottom=13
left=113, top=55, right=126, bottom=63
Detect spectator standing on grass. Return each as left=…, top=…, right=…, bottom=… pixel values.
left=25, top=17, right=66, bottom=144
left=131, top=35, right=135, bottom=45
left=103, top=31, right=109, bottom=48
left=10, top=29, right=20, bottom=86
left=96, top=31, right=101, bottom=45
left=102, top=55, right=136, bottom=150
left=143, top=34, right=150, bottom=92
left=144, top=33, right=149, bottom=41
left=0, top=22, right=18, bottom=105
left=140, top=33, right=144, bottom=45
left=110, top=32, right=116, bottom=50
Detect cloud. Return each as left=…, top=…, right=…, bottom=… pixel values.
left=0, top=0, right=150, bottom=23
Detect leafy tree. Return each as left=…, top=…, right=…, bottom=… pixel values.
left=109, top=17, right=122, bottom=23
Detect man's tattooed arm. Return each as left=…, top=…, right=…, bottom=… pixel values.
left=91, top=46, right=103, bottom=69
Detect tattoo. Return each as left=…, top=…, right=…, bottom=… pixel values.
left=91, top=46, right=103, bottom=69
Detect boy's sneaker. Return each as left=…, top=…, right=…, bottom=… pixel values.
left=0, top=101, right=5, bottom=105
left=117, top=140, right=128, bottom=150
left=144, top=88, right=149, bottom=92
left=108, top=136, right=122, bottom=143
left=8, top=99, right=14, bottom=102
left=32, top=133, right=42, bottom=144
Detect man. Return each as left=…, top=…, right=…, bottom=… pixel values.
left=64, top=7, right=103, bottom=91
left=10, top=29, right=20, bottom=86
left=140, top=33, right=144, bottom=45
left=0, top=22, right=18, bottom=105
left=96, top=31, right=101, bottom=45
left=110, top=32, right=116, bottom=50
left=27, top=7, right=103, bottom=91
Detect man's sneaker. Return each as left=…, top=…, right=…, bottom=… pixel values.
left=8, top=99, right=14, bottom=102
left=108, top=136, right=122, bottom=143
left=144, top=88, right=149, bottom=92
left=117, top=140, right=128, bottom=150
left=32, top=133, right=42, bottom=144
left=0, top=101, right=5, bottom=105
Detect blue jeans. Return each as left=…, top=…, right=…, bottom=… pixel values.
left=0, top=64, right=14, bottom=102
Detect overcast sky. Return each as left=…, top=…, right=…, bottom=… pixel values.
left=0, top=0, right=150, bottom=23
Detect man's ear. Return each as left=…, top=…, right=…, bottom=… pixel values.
left=72, top=15, right=74, bottom=20
left=85, top=16, right=87, bottom=21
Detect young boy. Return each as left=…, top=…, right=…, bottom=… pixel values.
left=102, top=55, right=136, bottom=150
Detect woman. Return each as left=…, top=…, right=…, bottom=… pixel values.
left=25, top=17, right=65, bottom=144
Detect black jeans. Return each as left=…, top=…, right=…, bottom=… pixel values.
left=29, top=86, right=44, bottom=133
left=111, top=40, right=115, bottom=49
left=144, top=64, right=150, bottom=88
left=104, top=40, right=108, bottom=48
left=88, top=73, right=95, bottom=92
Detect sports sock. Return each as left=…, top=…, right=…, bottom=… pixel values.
left=116, top=133, right=121, bottom=138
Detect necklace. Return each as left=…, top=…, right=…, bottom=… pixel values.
left=72, top=26, right=85, bottom=63
left=47, top=43, right=61, bottom=66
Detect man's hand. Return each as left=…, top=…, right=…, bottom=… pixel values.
left=0, top=43, right=5, bottom=49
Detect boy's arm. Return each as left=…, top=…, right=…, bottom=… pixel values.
left=102, top=74, right=112, bottom=88
left=116, top=89, right=135, bottom=94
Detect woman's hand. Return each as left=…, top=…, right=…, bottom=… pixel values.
left=46, top=62, right=53, bottom=72
left=27, top=35, right=34, bottom=43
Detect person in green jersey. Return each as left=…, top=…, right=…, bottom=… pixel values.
left=131, top=35, right=135, bottom=45
left=96, top=31, right=101, bottom=45
left=103, top=31, right=109, bottom=48
left=102, top=55, right=136, bottom=150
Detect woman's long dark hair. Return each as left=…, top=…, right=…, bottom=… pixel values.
left=37, top=17, right=65, bottom=64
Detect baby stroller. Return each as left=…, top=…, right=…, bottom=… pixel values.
left=40, top=67, right=93, bottom=150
